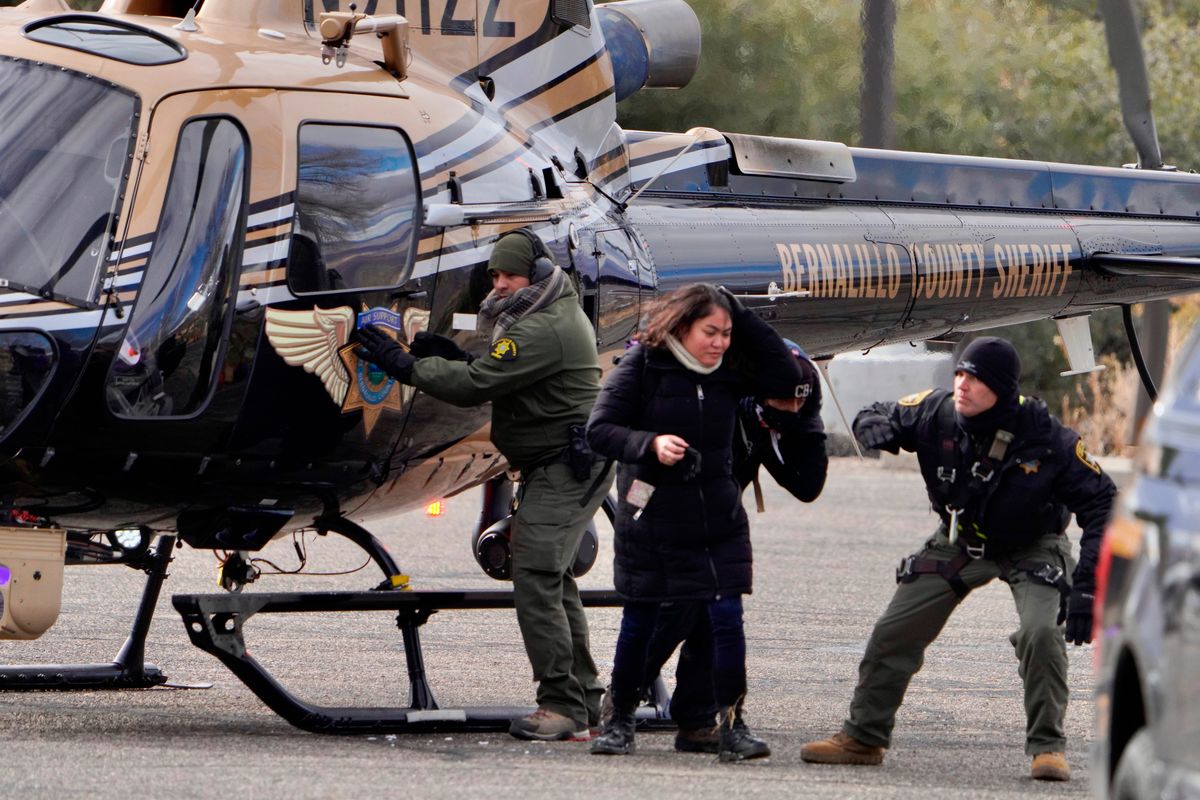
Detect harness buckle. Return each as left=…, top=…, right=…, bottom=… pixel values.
left=1032, top=562, right=1064, bottom=586
left=936, top=466, right=956, bottom=483
left=965, top=541, right=986, bottom=560
left=970, top=461, right=994, bottom=482
left=896, top=554, right=916, bottom=581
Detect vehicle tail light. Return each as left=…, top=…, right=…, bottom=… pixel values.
left=1094, top=512, right=1144, bottom=645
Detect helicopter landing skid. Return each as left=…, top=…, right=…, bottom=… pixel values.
left=0, top=535, right=176, bottom=690
left=171, top=588, right=674, bottom=734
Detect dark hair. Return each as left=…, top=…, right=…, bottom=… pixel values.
left=640, top=284, right=732, bottom=348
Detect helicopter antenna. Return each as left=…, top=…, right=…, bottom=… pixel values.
left=814, top=358, right=864, bottom=460
left=620, top=132, right=700, bottom=210
left=175, top=2, right=202, bottom=32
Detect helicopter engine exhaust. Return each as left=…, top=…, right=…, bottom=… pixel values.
left=596, top=0, right=701, bottom=102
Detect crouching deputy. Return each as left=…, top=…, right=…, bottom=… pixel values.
left=800, top=336, right=1116, bottom=782
left=357, top=229, right=613, bottom=742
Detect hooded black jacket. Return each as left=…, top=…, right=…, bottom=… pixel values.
left=587, top=345, right=751, bottom=601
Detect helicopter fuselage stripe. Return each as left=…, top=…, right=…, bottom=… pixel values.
left=247, top=203, right=294, bottom=229
left=247, top=193, right=295, bottom=215
left=627, top=138, right=729, bottom=170
left=242, top=240, right=291, bottom=268
left=108, top=241, right=153, bottom=262
left=629, top=149, right=731, bottom=185
left=412, top=110, right=481, bottom=158
left=497, top=50, right=603, bottom=115
left=460, top=7, right=564, bottom=84
left=240, top=267, right=287, bottom=287
left=526, top=88, right=614, bottom=136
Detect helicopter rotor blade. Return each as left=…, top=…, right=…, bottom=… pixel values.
left=1098, top=0, right=1164, bottom=170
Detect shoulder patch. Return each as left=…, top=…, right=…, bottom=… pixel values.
left=490, top=337, right=518, bottom=361
left=898, top=389, right=935, bottom=407
left=1075, top=439, right=1101, bottom=475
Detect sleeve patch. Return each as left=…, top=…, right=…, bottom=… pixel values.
left=490, top=337, right=518, bottom=361
left=898, top=389, right=934, bottom=407
left=1075, top=439, right=1101, bottom=475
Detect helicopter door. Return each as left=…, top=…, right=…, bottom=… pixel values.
left=590, top=227, right=649, bottom=355
left=246, top=94, right=427, bottom=456
left=102, top=105, right=252, bottom=445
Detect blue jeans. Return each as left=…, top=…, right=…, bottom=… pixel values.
left=609, top=596, right=748, bottom=720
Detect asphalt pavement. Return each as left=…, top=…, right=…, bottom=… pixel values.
left=0, top=456, right=1105, bottom=799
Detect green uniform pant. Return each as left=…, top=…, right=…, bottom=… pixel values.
left=844, top=530, right=1074, bottom=756
left=512, top=460, right=614, bottom=725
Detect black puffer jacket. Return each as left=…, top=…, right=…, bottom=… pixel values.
left=587, top=345, right=750, bottom=601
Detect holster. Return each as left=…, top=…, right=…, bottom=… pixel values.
left=565, top=423, right=597, bottom=482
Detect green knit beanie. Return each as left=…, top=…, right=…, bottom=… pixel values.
left=487, top=233, right=534, bottom=278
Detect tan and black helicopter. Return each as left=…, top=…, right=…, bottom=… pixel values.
left=0, top=0, right=1195, bottom=732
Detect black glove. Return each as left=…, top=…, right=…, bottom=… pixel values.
left=853, top=412, right=896, bottom=450
left=1059, top=588, right=1094, bottom=645
left=410, top=331, right=472, bottom=362
left=356, top=325, right=416, bottom=382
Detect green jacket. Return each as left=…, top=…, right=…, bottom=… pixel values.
left=410, top=282, right=600, bottom=470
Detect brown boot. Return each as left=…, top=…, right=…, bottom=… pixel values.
left=800, top=732, right=885, bottom=765
left=1031, top=751, right=1070, bottom=781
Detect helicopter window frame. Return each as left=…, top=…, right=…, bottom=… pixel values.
left=289, top=121, right=423, bottom=296
left=105, top=114, right=251, bottom=422
left=24, top=15, right=187, bottom=67
left=0, top=55, right=140, bottom=308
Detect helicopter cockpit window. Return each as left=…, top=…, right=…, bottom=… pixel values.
left=290, top=123, right=420, bottom=294
left=24, top=16, right=186, bottom=66
left=0, top=57, right=137, bottom=306
left=106, top=118, right=248, bottom=419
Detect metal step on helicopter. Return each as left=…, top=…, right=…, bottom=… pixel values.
left=0, top=0, right=1195, bottom=733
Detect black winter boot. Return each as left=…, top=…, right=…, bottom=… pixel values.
left=590, top=710, right=636, bottom=755
left=717, top=707, right=770, bottom=762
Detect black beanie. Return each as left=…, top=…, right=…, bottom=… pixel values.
left=758, top=339, right=816, bottom=400
left=955, top=337, right=1021, bottom=403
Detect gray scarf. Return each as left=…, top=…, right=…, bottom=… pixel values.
left=478, top=265, right=566, bottom=342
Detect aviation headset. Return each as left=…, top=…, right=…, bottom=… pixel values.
left=497, top=228, right=556, bottom=283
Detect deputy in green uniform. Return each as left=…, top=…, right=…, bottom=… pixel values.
left=358, top=229, right=613, bottom=741
left=800, top=337, right=1115, bottom=781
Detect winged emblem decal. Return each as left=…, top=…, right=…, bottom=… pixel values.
left=264, top=306, right=355, bottom=405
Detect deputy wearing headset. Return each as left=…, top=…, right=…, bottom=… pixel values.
left=358, top=229, right=612, bottom=742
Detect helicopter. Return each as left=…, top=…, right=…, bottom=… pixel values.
left=0, top=0, right=1196, bottom=733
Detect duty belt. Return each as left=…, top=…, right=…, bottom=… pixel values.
left=896, top=548, right=1071, bottom=600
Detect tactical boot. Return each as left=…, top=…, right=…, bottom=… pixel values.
left=799, top=732, right=885, bottom=765
left=716, top=709, right=771, bottom=762
left=590, top=710, right=636, bottom=755
left=1031, top=751, right=1070, bottom=781
left=509, top=707, right=590, bottom=741
left=674, top=724, right=720, bottom=754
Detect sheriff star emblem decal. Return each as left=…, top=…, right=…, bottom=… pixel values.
left=491, top=337, right=518, bottom=361
left=1075, top=440, right=1101, bottom=474
left=898, top=389, right=933, bottom=407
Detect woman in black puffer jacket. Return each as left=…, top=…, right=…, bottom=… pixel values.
left=586, top=283, right=802, bottom=762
